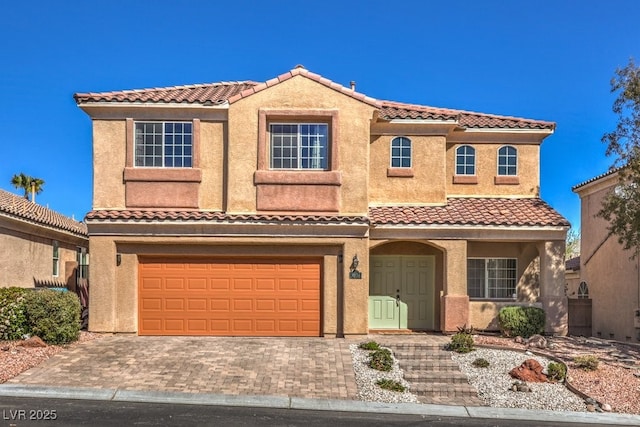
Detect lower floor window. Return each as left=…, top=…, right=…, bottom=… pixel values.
left=467, top=258, right=517, bottom=299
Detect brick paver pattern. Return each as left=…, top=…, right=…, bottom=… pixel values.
left=9, top=336, right=358, bottom=400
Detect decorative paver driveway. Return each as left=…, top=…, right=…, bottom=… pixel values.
left=9, top=335, right=358, bottom=400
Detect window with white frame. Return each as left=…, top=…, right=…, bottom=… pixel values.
left=467, top=258, right=517, bottom=299
left=390, top=136, right=412, bottom=168
left=134, top=121, right=193, bottom=167
left=455, top=145, right=475, bottom=175
left=52, top=241, right=59, bottom=277
left=77, top=247, right=89, bottom=280
left=498, top=145, right=517, bottom=176
left=270, top=123, right=328, bottom=170
left=577, top=281, right=589, bottom=299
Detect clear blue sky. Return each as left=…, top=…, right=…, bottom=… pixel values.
left=1, top=1, right=639, bottom=228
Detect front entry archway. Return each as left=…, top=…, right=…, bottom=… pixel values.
left=369, top=255, right=435, bottom=330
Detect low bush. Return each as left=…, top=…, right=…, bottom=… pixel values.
left=0, top=287, right=30, bottom=340
left=573, top=355, right=599, bottom=371
left=446, top=326, right=475, bottom=353
left=369, top=348, right=393, bottom=371
left=376, top=379, right=406, bottom=392
left=547, top=362, right=567, bottom=382
left=359, top=341, right=381, bottom=351
left=498, top=306, right=545, bottom=338
left=472, top=357, right=490, bottom=368
left=24, top=290, right=81, bottom=345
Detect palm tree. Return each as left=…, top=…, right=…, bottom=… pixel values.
left=11, top=173, right=45, bottom=202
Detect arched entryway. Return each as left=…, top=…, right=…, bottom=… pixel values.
left=368, top=241, right=443, bottom=331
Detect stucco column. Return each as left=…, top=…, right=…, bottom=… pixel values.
left=342, top=239, right=369, bottom=336
left=88, top=236, right=117, bottom=332
left=433, top=239, right=469, bottom=333
left=537, top=240, right=568, bottom=336
left=322, top=254, right=338, bottom=337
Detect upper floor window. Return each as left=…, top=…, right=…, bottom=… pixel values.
left=498, top=146, right=517, bottom=176
left=455, top=145, right=475, bottom=175
left=467, top=258, right=517, bottom=299
left=134, top=122, right=193, bottom=167
left=270, top=123, right=328, bottom=170
left=390, top=137, right=412, bottom=168
left=52, top=241, right=59, bottom=277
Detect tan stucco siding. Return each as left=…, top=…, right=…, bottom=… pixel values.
left=577, top=175, right=640, bottom=341
left=369, top=135, right=446, bottom=205
left=446, top=143, right=540, bottom=197
left=227, top=76, right=376, bottom=215
left=199, top=121, right=225, bottom=210
left=0, top=218, right=86, bottom=288
left=93, top=120, right=127, bottom=209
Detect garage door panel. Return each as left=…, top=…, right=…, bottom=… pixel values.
left=139, top=258, right=320, bottom=336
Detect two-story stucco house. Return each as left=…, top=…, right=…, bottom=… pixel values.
left=75, top=66, right=569, bottom=337
left=573, top=169, right=640, bottom=342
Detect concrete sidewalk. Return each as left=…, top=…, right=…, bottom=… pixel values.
left=0, top=384, right=638, bottom=426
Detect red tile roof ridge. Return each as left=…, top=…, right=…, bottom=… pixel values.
left=380, top=100, right=555, bottom=128
left=75, top=80, right=259, bottom=99
left=0, top=189, right=88, bottom=237
left=227, top=66, right=380, bottom=108
left=572, top=166, right=622, bottom=191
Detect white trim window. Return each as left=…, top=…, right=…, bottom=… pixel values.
left=52, top=240, right=60, bottom=277
left=497, top=145, right=517, bottom=176
left=77, top=247, right=89, bottom=280
left=455, top=145, right=475, bottom=175
left=270, top=123, right=328, bottom=170
left=467, top=258, right=517, bottom=299
left=390, top=136, right=412, bottom=168
left=134, top=121, right=193, bottom=167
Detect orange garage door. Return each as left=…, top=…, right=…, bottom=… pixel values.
left=138, top=257, right=321, bottom=336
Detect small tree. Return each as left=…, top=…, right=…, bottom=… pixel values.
left=598, top=58, right=640, bottom=258
left=565, top=227, right=580, bottom=260
left=10, top=173, right=45, bottom=202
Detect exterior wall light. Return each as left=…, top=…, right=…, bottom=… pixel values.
left=349, top=254, right=362, bottom=279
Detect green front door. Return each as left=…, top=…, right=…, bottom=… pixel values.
left=369, top=255, right=435, bottom=330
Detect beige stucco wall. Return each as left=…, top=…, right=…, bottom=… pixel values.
left=446, top=143, right=540, bottom=197
left=91, top=119, right=225, bottom=211
left=0, top=217, right=87, bottom=288
left=93, top=120, right=126, bottom=209
left=369, top=135, right=446, bottom=205
left=577, top=175, right=640, bottom=342
left=87, top=233, right=370, bottom=336
left=227, top=76, right=376, bottom=215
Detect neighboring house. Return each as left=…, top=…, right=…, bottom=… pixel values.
left=75, top=66, right=569, bottom=337
left=565, top=255, right=582, bottom=298
left=573, top=169, right=640, bottom=342
left=0, top=189, right=89, bottom=290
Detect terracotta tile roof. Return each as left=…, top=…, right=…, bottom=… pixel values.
left=74, top=66, right=553, bottom=131
left=226, top=65, right=379, bottom=108
left=0, top=189, right=88, bottom=237
left=74, top=81, right=258, bottom=105
left=379, top=100, right=555, bottom=130
left=572, top=166, right=622, bottom=191
left=565, top=256, right=580, bottom=271
left=369, top=198, right=569, bottom=227
left=85, top=210, right=369, bottom=225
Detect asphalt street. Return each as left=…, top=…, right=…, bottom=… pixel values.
left=0, top=396, right=628, bottom=427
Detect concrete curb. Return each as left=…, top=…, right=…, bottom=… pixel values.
left=1, top=384, right=639, bottom=425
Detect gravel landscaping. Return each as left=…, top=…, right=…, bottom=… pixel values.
left=451, top=348, right=586, bottom=411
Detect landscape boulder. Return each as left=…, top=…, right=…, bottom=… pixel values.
left=509, top=358, right=547, bottom=383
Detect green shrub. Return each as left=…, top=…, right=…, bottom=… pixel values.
left=547, top=362, right=567, bottom=381
left=573, top=355, right=599, bottom=371
left=472, top=357, right=490, bottom=368
left=498, top=306, right=545, bottom=338
left=24, top=290, right=81, bottom=344
left=359, top=341, right=381, bottom=351
left=376, top=379, right=406, bottom=392
left=446, top=327, right=475, bottom=353
left=369, top=348, right=393, bottom=371
left=0, top=287, right=30, bottom=340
